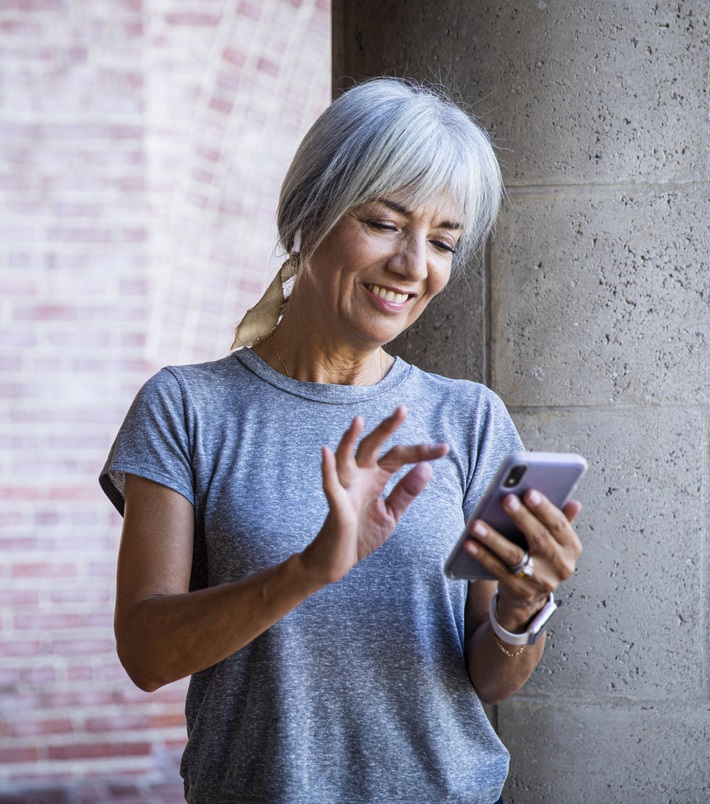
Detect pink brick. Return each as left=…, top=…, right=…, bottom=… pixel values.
left=115, top=741, right=152, bottom=757
left=7, top=771, right=74, bottom=787
left=65, top=664, right=96, bottom=682
left=238, top=0, right=261, bottom=20
left=0, top=590, right=39, bottom=606
left=48, top=742, right=113, bottom=761
left=0, top=639, right=44, bottom=658
left=50, top=588, right=110, bottom=604
left=0, top=20, right=42, bottom=35
left=257, top=57, right=279, bottom=77
left=164, top=12, right=221, bottom=26
left=0, top=668, right=22, bottom=686
left=44, top=689, right=116, bottom=709
left=0, top=535, right=37, bottom=550
left=209, top=96, right=233, bottom=114
left=86, top=713, right=150, bottom=732
left=22, top=665, right=59, bottom=685
left=0, top=746, right=40, bottom=764
left=50, top=638, right=115, bottom=656
left=12, top=562, right=77, bottom=578
left=0, top=691, right=40, bottom=711
left=48, top=486, right=103, bottom=501
left=14, top=612, right=81, bottom=630
left=223, top=47, right=247, bottom=68
left=10, top=718, right=74, bottom=738
left=149, top=711, right=186, bottom=729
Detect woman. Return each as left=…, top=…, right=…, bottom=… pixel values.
left=100, top=78, right=582, bottom=803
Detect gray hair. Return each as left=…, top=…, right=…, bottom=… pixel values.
left=277, top=77, right=503, bottom=273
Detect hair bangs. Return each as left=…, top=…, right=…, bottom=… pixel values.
left=277, top=78, right=502, bottom=270
left=344, top=104, right=494, bottom=269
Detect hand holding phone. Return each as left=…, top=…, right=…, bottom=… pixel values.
left=444, top=452, right=587, bottom=581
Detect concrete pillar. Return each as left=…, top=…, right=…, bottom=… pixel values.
left=333, top=2, right=710, bottom=802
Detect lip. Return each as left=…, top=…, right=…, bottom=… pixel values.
left=363, top=282, right=415, bottom=312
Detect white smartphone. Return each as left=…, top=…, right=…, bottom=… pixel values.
left=444, top=451, right=587, bottom=581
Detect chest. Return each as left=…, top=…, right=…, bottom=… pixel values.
left=188, top=400, right=469, bottom=586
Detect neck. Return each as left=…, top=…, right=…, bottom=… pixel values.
left=253, top=312, right=393, bottom=386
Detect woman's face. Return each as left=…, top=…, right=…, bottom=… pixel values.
left=296, top=195, right=463, bottom=351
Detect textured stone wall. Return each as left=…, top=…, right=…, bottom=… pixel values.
left=334, top=1, right=709, bottom=801
left=0, top=0, right=329, bottom=797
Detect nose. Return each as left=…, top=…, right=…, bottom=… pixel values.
left=387, top=232, right=428, bottom=282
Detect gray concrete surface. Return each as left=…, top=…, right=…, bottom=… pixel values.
left=334, top=1, right=710, bottom=801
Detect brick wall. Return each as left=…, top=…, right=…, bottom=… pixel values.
left=0, top=0, right=330, bottom=798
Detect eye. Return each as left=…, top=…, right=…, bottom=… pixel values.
left=430, top=238, right=457, bottom=255
left=366, top=219, right=397, bottom=232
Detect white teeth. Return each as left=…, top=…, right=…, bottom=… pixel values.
left=369, top=284, right=409, bottom=304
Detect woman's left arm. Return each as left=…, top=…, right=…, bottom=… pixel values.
left=464, top=491, right=582, bottom=704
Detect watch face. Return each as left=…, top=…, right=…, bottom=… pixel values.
left=528, top=596, right=557, bottom=643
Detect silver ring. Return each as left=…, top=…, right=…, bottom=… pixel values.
left=509, top=552, right=534, bottom=579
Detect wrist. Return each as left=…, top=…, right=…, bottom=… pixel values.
left=296, top=516, right=350, bottom=589
left=489, top=589, right=557, bottom=646
left=495, top=594, right=550, bottom=633
left=287, top=550, right=331, bottom=595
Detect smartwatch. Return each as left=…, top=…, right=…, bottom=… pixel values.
left=489, top=589, right=557, bottom=646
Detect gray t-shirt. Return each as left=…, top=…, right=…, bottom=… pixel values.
left=100, top=349, right=523, bottom=804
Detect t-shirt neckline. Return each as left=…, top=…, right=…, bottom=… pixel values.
left=233, top=348, right=410, bottom=404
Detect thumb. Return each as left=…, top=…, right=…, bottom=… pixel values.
left=384, top=462, right=433, bottom=523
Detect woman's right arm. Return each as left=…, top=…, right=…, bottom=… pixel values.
left=115, top=406, right=448, bottom=691
left=115, top=473, right=325, bottom=692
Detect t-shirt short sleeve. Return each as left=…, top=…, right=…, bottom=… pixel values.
left=99, top=368, right=195, bottom=515
left=461, top=388, right=524, bottom=523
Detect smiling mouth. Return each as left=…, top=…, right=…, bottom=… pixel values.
left=365, top=284, right=411, bottom=304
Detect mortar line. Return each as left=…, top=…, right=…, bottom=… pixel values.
left=506, top=180, right=710, bottom=197
left=482, top=238, right=492, bottom=387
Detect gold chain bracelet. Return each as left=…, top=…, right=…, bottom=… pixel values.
left=493, top=632, right=527, bottom=658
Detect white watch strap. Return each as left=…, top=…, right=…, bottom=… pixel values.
left=489, top=589, right=557, bottom=646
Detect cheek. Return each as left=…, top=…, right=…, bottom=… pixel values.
left=427, top=264, right=452, bottom=297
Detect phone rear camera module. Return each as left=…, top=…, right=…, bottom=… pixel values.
left=503, top=465, right=527, bottom=488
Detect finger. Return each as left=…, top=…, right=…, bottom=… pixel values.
left=464, top=525, right=560, bottom=603
left=504, top=490, right=579, bottom=552
left=334, top=416, right=364, bottom=466
left=467, top=518, right=525, bottom=570
left=462, top=534, right=531, bottom=590
left=384, top=462, right=433, bottom=522
left=563, top=499, right=582, bottom=523
left=355, top=405, right=407, bottom=465
left=378, top=442, right=449, bottom=474
left=320, top=445, right=342, bottom=505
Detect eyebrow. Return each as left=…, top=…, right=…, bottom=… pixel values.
left=377, top=197, right=463, bottom=231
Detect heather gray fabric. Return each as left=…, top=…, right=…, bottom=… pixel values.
left=100, top=349, right=523, bottom=804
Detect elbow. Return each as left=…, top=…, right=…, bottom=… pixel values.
left=115, top=634, right=169, bottom=693
left=475, top=686, right=510, bottom=706
left=468, top=668, right=516, bottom=706
left=117, top=646, right=167, bottom=692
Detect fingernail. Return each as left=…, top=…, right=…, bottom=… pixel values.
left=472, top=522, right=487, bottom=538
left=505, top=494, right=521, bottom=512
left=528, top=490, right=542, bottom=506
left=465, top=541, right=479, bottom=555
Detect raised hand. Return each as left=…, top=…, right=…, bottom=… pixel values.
left=301, top=405, right=449, bottom=586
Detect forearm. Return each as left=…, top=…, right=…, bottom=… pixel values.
left=465, top=620, right=545, bottom=705
left=115, top=553, right=323, bottom=692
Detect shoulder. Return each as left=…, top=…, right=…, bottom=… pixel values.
left=400, top=362, right=521, bottom=453
left=137, top=355, right=243, bottom=404
left=404, top=362, right=510, bottom=413
left=159, top=354, right=241, bottom=388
